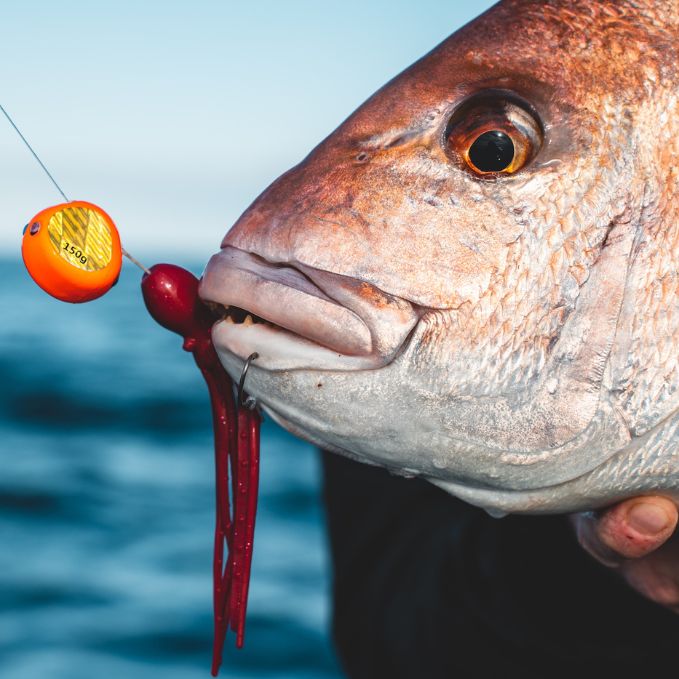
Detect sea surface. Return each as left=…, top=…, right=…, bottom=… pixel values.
left=0, top=257, right=343, bottom=679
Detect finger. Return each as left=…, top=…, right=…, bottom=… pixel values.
left=574, top=496, right=678, bottom=566
left=621, top=536, right=679, bottom=612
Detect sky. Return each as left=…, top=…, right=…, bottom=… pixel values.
left=1, top=0, right=496, bottom=260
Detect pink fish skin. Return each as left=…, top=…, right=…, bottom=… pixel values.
left=200, top=0, right=679, bottom=514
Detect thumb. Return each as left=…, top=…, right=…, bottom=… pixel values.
left=573, top=496, right=678, bottom=567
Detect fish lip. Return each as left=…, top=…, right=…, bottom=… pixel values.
left=199, top=246, right=419, bottom=368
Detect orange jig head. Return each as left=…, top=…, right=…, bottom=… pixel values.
left=21, top=201, right=123, bottom=303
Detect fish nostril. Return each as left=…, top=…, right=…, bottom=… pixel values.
left=356, top=152, right=369, bottom=162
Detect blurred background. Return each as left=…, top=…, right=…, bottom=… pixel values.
left=1, top=2, right=494, bottom=677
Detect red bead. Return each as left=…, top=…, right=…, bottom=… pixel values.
left=141, top=263, right=213, bottom=339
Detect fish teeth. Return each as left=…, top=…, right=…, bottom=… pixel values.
left=224, top=316, right=234, bottom=324
left=243, top=314, right=254, bottom=326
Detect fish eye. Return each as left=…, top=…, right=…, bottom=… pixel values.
left=445, top=92, right=543, bottom=176
left=469, top=131, right=514, bottom=172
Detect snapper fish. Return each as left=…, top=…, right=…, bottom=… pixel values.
left=199, top=0, right=679, bottom=515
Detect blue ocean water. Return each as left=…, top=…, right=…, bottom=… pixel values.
left=0, top=258, right=342, bottom=679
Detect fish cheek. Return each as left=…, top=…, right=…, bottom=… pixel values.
left=339, top=162, right=528, bottom=308
left=436, top=185, right=525, bottom=300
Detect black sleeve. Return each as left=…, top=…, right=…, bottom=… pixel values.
left=321, top=451, right=679, bottom=679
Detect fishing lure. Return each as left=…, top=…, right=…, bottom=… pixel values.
left=3, top=103, right=259, bottom=675
left=141, top=264, right=261, bottom=676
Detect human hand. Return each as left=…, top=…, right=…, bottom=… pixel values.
left=572, top=497, right=679, bottom=612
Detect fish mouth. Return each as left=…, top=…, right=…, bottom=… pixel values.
left=199, top=246, right=419, bottom=371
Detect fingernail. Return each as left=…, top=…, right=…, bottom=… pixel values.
left=626, top=502, right=671, bottom=536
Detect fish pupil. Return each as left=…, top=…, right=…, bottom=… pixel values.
left=469, top=130, right=514, bottom=172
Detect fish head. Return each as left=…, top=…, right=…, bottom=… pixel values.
left=200, top=0, right=679, bottom=513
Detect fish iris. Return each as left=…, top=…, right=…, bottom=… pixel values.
left=468, top=130, right=514, bottom=172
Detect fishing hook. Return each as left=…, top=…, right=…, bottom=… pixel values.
left=237, top=352, right=259, bottom=410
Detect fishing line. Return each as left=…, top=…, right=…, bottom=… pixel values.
left=0, top=103, right=69, bottom=202
left=1, top=102, right=150, bottom=275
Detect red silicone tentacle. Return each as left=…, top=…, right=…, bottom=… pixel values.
left=230, top=407, right=252, bottom=635
left=211, top=526, right=226, bottom=676
left=198, top=358, right=237, bottom=677
left=236, top=407, right=261, bottom=646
